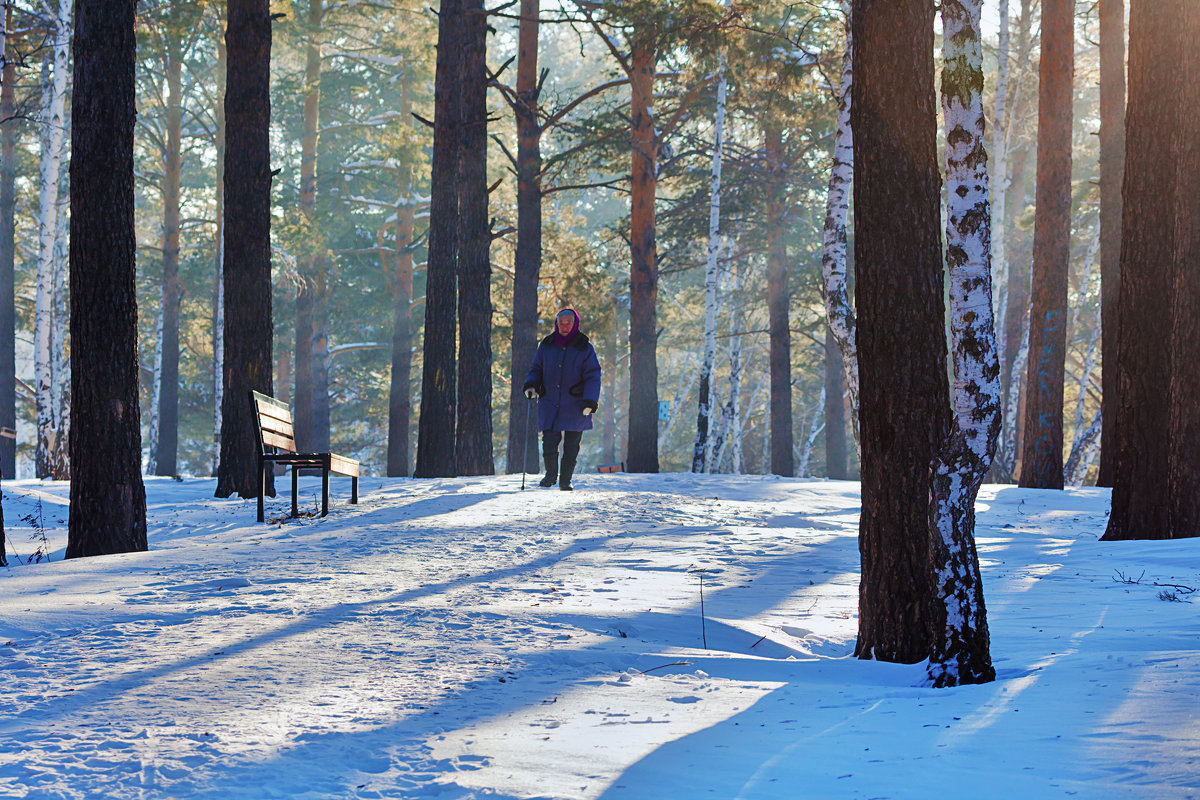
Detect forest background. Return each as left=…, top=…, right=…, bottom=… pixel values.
left=0, top=0, right=1103, bottom=485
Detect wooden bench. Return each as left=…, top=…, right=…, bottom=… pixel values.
left=251, top=390, right=360, bottom=522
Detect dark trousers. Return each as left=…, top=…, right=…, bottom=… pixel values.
left=543, top=430, right=582, bottom=485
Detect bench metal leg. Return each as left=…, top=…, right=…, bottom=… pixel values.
left=291, top=466, right=299, bottom=518
left=351, top=476, right=358, bottom=504
left=258, top=459, right=266, bottom=523
left=321, top=468, right=329, bottom=517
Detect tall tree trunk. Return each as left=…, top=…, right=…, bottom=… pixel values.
left=692, top=37, right=727, bottom=473
left=35, top=52, right=65, bottom=479
left=387, top=166, right=415, bottom=477
left=820, top=0, right=859, bottom=454
left=928, top=0, right=997, bottom=688
left=0, top=4, right=17, bottom=481
left=852, top=0, right=946, bottom=664
left=211, top=8, right=226, bottom=476
left=1103, top=0, right=1179, bottom=540
left=991, top=0, right=1010, bottom=399
left=215, top=0, right=275, bottom=499
left=293, top=0, right=322, bottom=453
left=67, top=0, right=147, bottom=557
left=824, top=329, right=847, bottom=479
left=1019, top=0, right=1074, bottom=490
left=49, top=32, right=70, bottom=482
left=155, top=34, right=183, bottom=476
left=1165, top=4, right=1200, bottom=538
left=764, top=120, right=793, bottom=477
left=455, top=0, right=493, bottom=476
left=1096, top=0, right=1125, bottom=487
left=414, top=0, right=462, bottom=478
left=626, top=35, right=659, bottom=473
left=505, top=0, right=541, bottom=475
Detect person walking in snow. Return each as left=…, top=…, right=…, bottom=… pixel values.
left=522, top=308, right=602, bottom=490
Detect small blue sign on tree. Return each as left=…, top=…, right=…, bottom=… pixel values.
left=658, top=400, right=670, bottom=422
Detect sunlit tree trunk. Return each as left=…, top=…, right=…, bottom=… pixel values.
left=626, top=34, right=659, bottom=473
left=852, top=0, right=946, bottom=664
left=67, top=0, right=146, bottom=557
left=505, top=0, right=541, bottom=474
left=928, top=0, right=997, bottom=688
left=1019, top=0, right=1074, bottom=490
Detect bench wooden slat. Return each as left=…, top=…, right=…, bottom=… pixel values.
left=258, top=414, right=295, bottom=439
left=255, top=401, right=292, bottom=427
left=329, top=453, right=360, bottom=477
left=261, top=429, right=298, bottom=453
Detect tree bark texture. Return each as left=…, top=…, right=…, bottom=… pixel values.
left=505, top=0, right=541, bottom=475
left=928, top=0, right=997, bottom=688
left=824, top=329, right=847, bottom=480
left=155, top=34, right=184, bottom=476
left=292, top=0, right=322, bottom=453
left=455, top=0, right=493, bottom=476
left=216, top=0, right=275, bottom=499
left=820, top=0, right=859, bottom=456
left=387, top=169, right=415, bottom=477
left=1096, top=0, right=1125, bottom=487
left=765, top=120, right=793, bottom=477
left=1019, top=0, right=1073, bottom=490
left=414, top=0, right=462, bottom=478
left=626, top=36, right=659, bottom=474
left=1103, top=0, right=1180, bottom=540
left=1166, top=3, right=1200, bottom=539
left=851, top=0, right=946, bottom=664
left=67, top=0, right=147, bottom=557
left=211, top=16, right=226, bottom=476
left=0, top=7, right=16, bottom=480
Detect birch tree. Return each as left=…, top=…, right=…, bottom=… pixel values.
left=820, top=0, right=858, bottom=451
left=928, top=0, right=998, bottom=687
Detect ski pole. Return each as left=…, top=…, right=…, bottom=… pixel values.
left=521, top=395, right=533, bottom=490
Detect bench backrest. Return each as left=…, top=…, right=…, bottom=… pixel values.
left=251, top=390, right=298, bottom=455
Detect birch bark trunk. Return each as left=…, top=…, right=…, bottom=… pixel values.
left=928, top=0, right=997, bottom=687
left=820, top=0, right=858, bottom=453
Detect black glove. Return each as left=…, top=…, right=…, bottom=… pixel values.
left=581, top=400, right=597, bottom=416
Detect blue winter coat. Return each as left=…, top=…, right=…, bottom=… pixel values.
left=524, top=333, right=602, bottom=432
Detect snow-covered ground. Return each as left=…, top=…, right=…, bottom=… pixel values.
left=0, top=473, right=1196, bottom=799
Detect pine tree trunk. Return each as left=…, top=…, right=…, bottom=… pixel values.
left=155, top=35, right=183, bottom=476
left=765, top=120, right=793, bottom=477
left=1165, top=3, right=1200, bottom=539
left=67, top=0, right=147, bottom=557
left=414, top=0, right=462, bottom=478
left=928, top=0, right=997, bottom=688
left=293, top=0, right=322, bottom=453
left=386, top=167, right=415, bottom=477
left=692, top=44, right=727, bottom=474
left=851, top=0, right=946, bottom=665
left=626, top=35, right=659, bottom=474
left=215, top=0, right=275, bottom=500
left=1096, top=0, right=1125, bottom=487
left=0, top=6, right=17, bottom=481
left=505, top=0, right=541, bottom=475
left=1019, top=0, right=1073, bottom=490
left=824, top=329, right=847, bottom=479
left=455, top=0, right=493, bottom=476
left=1103, top=0, right=1179, bottom=540
left=820, top=0, right=859, bottom=454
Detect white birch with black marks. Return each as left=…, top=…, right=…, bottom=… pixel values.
left=928, top=0, right=998, bottom=687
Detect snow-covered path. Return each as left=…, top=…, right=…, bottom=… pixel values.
left=0, top=474, right=1196, bottom=799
